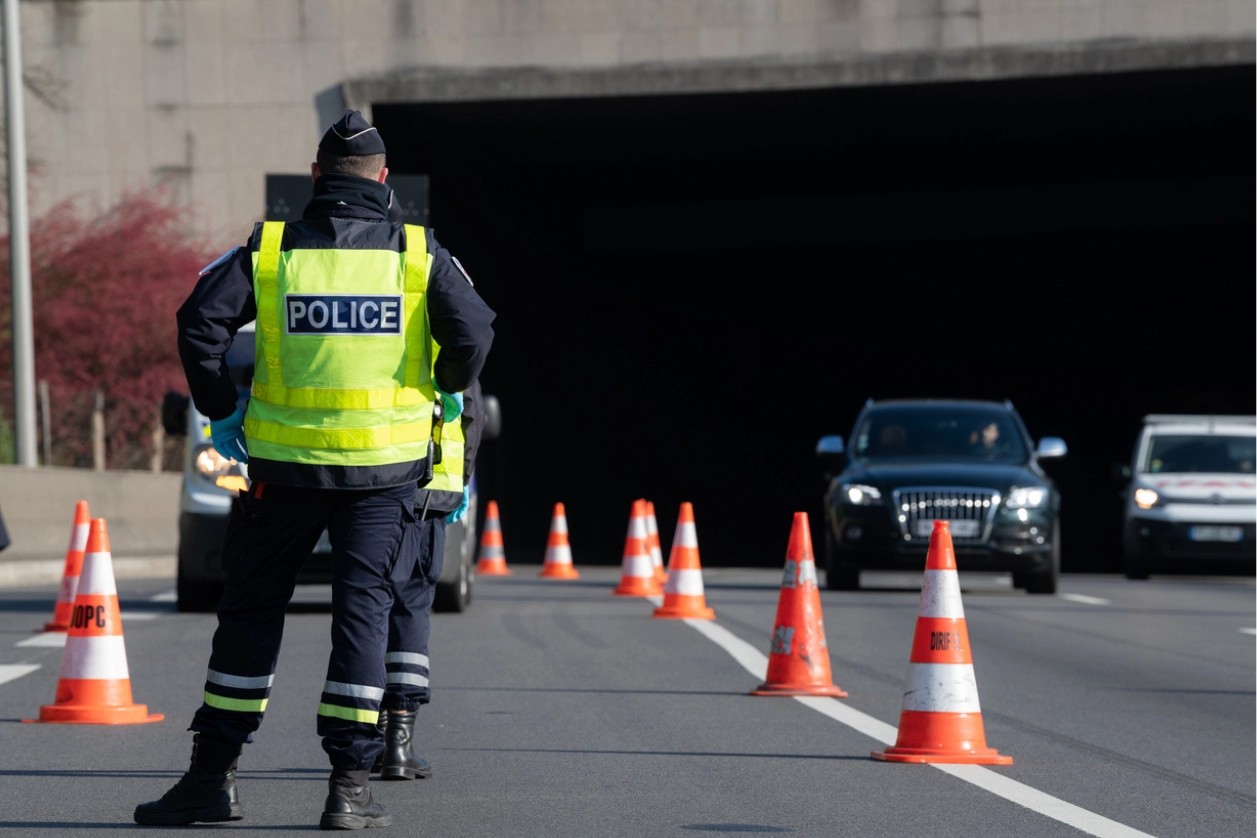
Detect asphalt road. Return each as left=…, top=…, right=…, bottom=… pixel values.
left=0, top=564, right=1253, bottom=837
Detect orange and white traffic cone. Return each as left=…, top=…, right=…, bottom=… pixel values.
left=474, top=500, right=511, bottom=576
left=26, top=518, right=164, bottom=725
left=645, top=500, right=667, bottom=586
left=539, top=502, right=580, bottom=579
left=44, top=500, right=91, bottom=632
left=751, top=512, right=848, bottom=697
left=652, top=502, right=715, bottom=620
left=872, top=520, right=1012, bottom=764
left=613, top=499, right=662, bottom=597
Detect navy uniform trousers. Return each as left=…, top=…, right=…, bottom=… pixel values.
left=190, top=480, right=429, bottom=770
left=381, top=502, right=446, bottom=713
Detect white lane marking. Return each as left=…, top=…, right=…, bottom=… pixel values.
left=934, top=764, right=1155, bottom=838
left=1240, top=628, right=1255, bottom=636
left=0, top=664, right=40, bottom=685
left=18, top=633, right=66, bottom=648
left=120, top=612, right=158, bottom=621
left=1061, top=593, right=1111, bottom=606
left=684, top=617, right=1154, bottom=838
left=150, top=591, right=176, bottom=602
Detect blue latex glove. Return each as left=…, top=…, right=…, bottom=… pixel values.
left=445, top=486, right=470, bottom=524
left=435, top=387, right=463, bottom=422
left=209, top=403, right=249, bottom=463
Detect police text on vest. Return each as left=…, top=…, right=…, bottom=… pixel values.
left=286, top=295, right=403, bottom=334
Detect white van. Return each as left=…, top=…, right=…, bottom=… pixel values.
left=161, top=322, right=499, bottom=612
left=1118, top=414, right=1256, bottom=579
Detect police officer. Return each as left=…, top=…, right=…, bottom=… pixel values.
left=134, top=110, right=495, bottom=830
left=373, top=375, right=486, bottom=781
left=365, top=195, right=484, bottom=783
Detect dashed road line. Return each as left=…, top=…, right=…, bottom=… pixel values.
left=17, top=633, right=65, bottom=648
left=1061, top=593, right=1111, bottom=606
left=0, top=664, right=40, bottom=685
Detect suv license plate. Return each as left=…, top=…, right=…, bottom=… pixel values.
left=1189, top=525, right=1243, bottom=543
left=914, top=519, right=980, bottom=538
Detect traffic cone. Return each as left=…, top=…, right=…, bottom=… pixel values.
left=475, top=500, right=511, bottom=576
left=26, top=518, right=164, bottom=725
left=645, top=500, right=667, bottom=585
left=44, top=500, right=91, bottom=632
left=613, top=499, right=663, bottom=597
left=871, top=520, right=1012, bottom=764
left=751, top=512, right=848, bottom=697
left=652, top=502, right=715, bottom=620
left=539, top=502, right=580, bottom=579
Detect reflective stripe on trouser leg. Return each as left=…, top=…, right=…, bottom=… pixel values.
left=319, top=483, right=417, bottom=770
left=383, top=515, right=444, bottom=711
left=193, top=485, right=330, bottom=744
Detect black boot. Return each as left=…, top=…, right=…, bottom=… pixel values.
left=133, top=733, right=244, bottom=825
left=378, top=709, right=433, bottom=781
left=320, top=768, right=391, bottom=830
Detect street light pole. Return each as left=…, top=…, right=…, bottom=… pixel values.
left=3, top=0, right=37, bottom=466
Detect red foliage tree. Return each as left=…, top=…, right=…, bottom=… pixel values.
left=0, top=191, right=214, bottom=469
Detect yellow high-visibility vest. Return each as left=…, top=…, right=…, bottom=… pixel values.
left=243, top=221, right=436, bottom=467
left=424, top=350, right=466, bottom=502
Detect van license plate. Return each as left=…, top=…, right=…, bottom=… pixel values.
left=1189, top=526, right=1243, bottom=542
left=914, top=519, right=980, bottom=538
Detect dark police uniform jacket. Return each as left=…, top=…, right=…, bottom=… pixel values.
left=176, top=173, right=496, bottom=490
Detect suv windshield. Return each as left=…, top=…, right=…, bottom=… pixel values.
left=1143, top=434, right=1256, bottom=474
left=853, top=408, right=1029, bottom=463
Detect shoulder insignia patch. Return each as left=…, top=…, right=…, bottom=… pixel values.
left=451, top=256, right=474, bottom=287
left=198, top=247, right=239, bottom=277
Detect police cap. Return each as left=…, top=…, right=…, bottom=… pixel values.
left=318, top=110, right=386, bottom=157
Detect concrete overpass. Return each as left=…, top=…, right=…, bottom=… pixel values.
left=7, top=0, right=1251, bottom=238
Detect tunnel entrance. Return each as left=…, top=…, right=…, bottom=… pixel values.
left=375, top=64, right=1255, bottom=572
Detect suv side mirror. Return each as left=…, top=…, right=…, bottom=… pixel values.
left=816, top=434, right=846, bottom=478
left=162, top=392, right=189, bottom=436
left=482, top=394, right=502, bottom=441
left=1035, top=437, right=1067, bottom=459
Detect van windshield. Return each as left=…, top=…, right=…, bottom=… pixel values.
left=1144, top=434, right=1256, bottom=474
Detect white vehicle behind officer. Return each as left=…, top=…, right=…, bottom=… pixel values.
left=1119, top=414, right=1256, bottom=579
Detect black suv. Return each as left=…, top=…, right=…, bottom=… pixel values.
left=816, top=398, right=1067, bottom=594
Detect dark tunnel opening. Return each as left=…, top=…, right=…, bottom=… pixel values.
left=376, top=64, right=1255, bottom=573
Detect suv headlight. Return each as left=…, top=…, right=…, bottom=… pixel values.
left=193, top=444, right=250, bottom=493
left=1132, top=487, right=1160, bottom=510
left=1005, top=485, right=1048, bottom=509
left=840, top=483, right=883, bottom=506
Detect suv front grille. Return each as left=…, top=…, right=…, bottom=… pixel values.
left=892, top=486, right=999, bottom=544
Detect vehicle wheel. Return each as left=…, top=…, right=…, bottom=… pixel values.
left=1022, top=522, right=1060, bottom=595
left=176, top=565, right=223, bottom=613
left=433, top=558, right=471, bottom=613
left=823, top=528, right=860, bottom=591
left=433, top=523, right=475, bottom=613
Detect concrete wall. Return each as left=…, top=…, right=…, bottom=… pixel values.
left=0, top=465, right=179, bottom=584
left=4, top=0, right=1252, bottom=243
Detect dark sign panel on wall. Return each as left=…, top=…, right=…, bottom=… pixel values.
left=264, top=174, right=430, bottom=223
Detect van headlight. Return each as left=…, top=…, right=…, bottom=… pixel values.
left=1005, top=486, right=1048, bottom=509
left=193, top=444, right=250, bottom=493
left=1133, top=487, right=1160, bottom=510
